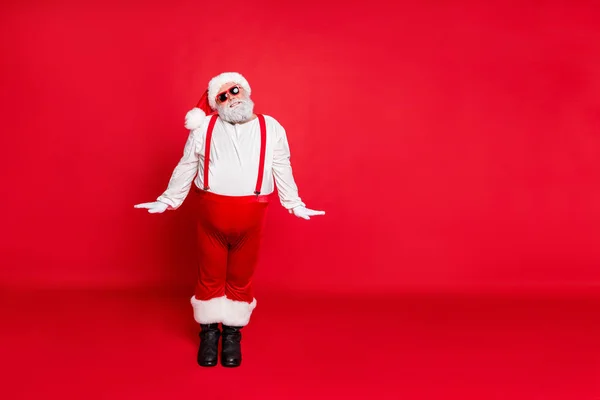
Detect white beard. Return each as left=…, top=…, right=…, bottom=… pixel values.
left=217, top=97, right=255, bottom=124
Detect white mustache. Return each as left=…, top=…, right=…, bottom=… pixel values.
left=218, top=97, right=254, bottom=123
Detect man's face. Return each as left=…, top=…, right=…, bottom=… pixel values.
left=215, top=82, right=246, bottom=108
left=215, top=81, right=254, bottom=123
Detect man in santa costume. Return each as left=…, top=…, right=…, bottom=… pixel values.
left=135, top=72, right=325, bottom=367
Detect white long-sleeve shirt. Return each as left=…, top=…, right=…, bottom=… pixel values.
left=156, top=114, right=305, bottom=210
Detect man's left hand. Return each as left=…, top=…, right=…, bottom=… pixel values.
left=291, top=206, right=326, bottom=220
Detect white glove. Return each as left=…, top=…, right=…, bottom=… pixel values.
left=290, top=205, right=325, bottom=220
left=134, top=201, right=169, bottom=214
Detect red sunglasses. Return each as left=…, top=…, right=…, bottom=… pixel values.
left=216, top=85, right=242, bottom=103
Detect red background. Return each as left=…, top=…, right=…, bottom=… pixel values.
left=1, top=0, right=599, bottom=294
left=2, top=1, right=600, bottom=399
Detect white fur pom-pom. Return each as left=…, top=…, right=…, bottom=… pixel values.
left=184, top=107, right=206, bottom=130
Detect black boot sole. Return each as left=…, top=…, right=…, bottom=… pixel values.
left=221, top=360, right=241, bottom=367
left=198, top=360, right=218, bottom=367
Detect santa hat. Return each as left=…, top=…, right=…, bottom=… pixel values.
left=184, top=72, right=252, bottom=130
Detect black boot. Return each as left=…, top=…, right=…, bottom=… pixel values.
left=197, top=323, right=220, bottom=367
left=221, top=324, right=242, bottom=367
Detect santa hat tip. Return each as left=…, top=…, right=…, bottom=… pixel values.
left=184, top=107, right=206, bottom=130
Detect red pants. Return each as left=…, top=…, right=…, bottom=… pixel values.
left=190, top=185, right=269, bottom=327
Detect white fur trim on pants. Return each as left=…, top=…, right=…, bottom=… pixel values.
left=190, top=296, right=257, bottom=327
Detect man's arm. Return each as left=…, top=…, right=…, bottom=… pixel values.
left=272, top=122, right=325, bottom=220
left=272, top=123, right=306, bottom=210
left=135, top=129, right=201, bottom=213
left=155, top=129, right=201, bottom=210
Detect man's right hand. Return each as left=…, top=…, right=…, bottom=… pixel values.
left=134, top=201, right=168, bottom=214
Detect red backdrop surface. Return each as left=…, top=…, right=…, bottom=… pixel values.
left=1, top=0, right=599, bottom=294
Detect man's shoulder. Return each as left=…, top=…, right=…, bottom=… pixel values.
left=259, top=114, right=284, bottom=128
left=255, top=113, right=273, bottom=120
left=193, top=114, right=217, bottom=129
left=188, top=115, right=214, bottom=139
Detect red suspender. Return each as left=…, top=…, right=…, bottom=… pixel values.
left=203, top=114, right=219, bottom=190
left=202, top=114, right=267, bottom=195
left=255, top=114, right=267, bottom=195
